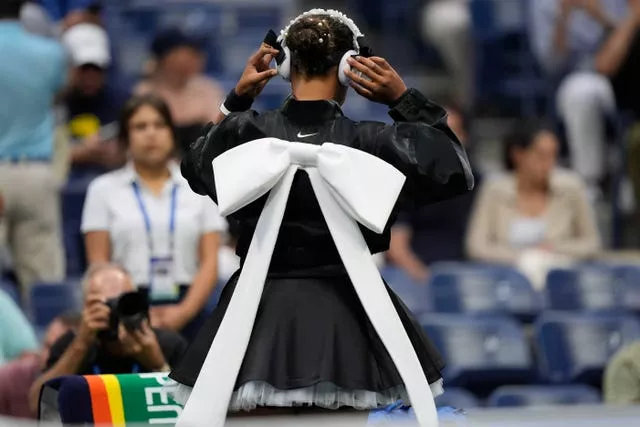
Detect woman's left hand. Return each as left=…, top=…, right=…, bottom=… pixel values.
left=150, top=305, right=191, bottom=332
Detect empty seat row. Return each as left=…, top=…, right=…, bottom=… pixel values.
left=419, top=312, right=640, bottom=389
left=383, top=263, right=640, bottom=317
left=437, top=385, right=601, bottom=408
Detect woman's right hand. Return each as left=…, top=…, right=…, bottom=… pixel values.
left=235, top=44, right=280, bottom=99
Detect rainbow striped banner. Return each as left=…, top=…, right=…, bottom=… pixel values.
left=82, top=373, right=182, bottom=426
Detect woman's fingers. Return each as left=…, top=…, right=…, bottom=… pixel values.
left=249, top=45, right=279, bottom=65
left=346, top=57, right=382, bottom=82
left=345, top=68, right=376, bottom=91
left=349, top=80, right=374, bottom=99
left=354, top=56, right=386, bottom=77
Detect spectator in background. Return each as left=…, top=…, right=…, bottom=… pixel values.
left=466, top=123, right=601, bottom=289
left=135, top=28, right=224, bottom=151
left=81, top=95, right=224, bottom=341
left=388, top=105, right=478, bottom=281
left=0, top=288, right=38, bottom=366
left=530, top=0, right=628, bottom=199
left=594, top=0, right=640, bottom=225
left=0, top=0, right=67, bottom=297
left=419, top=0, right=472, bottom=108
left=28, top=263, right=187, bottom=413
left=60, top=22, right=127, bottom=179
left=604, top=340, right=640, bottom=404
left=0, top=312, right=80, bottom=419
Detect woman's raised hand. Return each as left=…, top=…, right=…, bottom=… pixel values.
left=235, top=44, right=280, bottom=98
left=345, top=56, right=408, bottom=105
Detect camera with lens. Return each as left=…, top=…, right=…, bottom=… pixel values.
left=98, top=290, right=150, bottom=341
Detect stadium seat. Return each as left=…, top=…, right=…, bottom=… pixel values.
left=380, top=266, right=430, bottom=314
left=545, top=266, right=621, bottom=312
left=61, top=177, right=94, bottom=277
left=428, top=264, right=540, bottom=321
left=535, top=312, right=640, bottom=385
left=30, top=283, right=79, bottom=328
left=611, top=265, right=640, bottom=313
left=488, top=385, right=601, bottom=407
left=420, top=314, right=535, bottom=389
left=435, top=388, right=481, bottom=409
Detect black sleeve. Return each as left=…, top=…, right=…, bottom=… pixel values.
left=355, top=89, right=475, bottom=210
left=156, top=330, right=189, bottom=368
left=180, top=110, right=266, bottom=203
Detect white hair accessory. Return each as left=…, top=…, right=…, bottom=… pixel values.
left=275, top=8, right=364, bottom=86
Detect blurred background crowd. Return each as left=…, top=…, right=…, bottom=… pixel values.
left=2, top=0, right=640, bottom=424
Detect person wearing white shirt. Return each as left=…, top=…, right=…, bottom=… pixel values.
left=81, top=94, right=225, bottom=341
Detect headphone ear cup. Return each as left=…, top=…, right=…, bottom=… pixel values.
left=338, top=49, right=358, bottom=87
left=277, top=45, right=292, bottom=81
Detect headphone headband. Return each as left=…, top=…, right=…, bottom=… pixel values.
left=277, top=8, right=364, bottom=52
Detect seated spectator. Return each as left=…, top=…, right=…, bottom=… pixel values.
left=530, top=0, right=628, bottom=199
left=0, top=287, right=38, bottom=366
left=28, top=263, right=187, bottom=413
left=388, top=105, right=478, bottom=281
left=60, top=22, right=128, bottom=179
left=81, top=95, right=225, bottom=341
left=135, top=28, right=224, bottom=151
left=604, top=340, right=640, bottom=404
left=466, top=123, right=601, bottom=288
left=0, top=312, right=80, bottom=419
left=594, top=1, right=640, bottom=227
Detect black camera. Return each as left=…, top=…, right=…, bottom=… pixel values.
left=98, top=291, right=150, bottom=341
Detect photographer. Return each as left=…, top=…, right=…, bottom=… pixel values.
left=28, top=263, right=187, bottom=413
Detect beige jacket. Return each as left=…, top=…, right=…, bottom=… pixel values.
left=465, top=171, right=601, bottom=264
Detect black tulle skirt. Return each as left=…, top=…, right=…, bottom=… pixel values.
left=169, top=268, right=445, bottom=411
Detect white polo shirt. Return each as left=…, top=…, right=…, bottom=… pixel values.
left=81, top=163, right=226, bottom=286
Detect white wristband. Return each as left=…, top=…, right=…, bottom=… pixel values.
left=219, top=101, right=232, bottom=117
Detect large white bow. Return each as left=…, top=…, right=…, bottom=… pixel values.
left=176, top=138, right=439, bottom=427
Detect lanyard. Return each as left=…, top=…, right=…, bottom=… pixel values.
left=131, top=181, right=178, bottom=256
left=93, top=363, right=140, bottom=375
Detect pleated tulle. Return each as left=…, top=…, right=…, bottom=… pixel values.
left=167, top=379, right=444, bottom=412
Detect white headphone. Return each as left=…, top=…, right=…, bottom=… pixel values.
left=275, top=9, right=365, bottom=87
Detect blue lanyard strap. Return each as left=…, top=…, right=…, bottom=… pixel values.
left=131, top=181, right=178, bottom=255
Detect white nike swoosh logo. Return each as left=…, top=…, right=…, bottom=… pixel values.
left=297, top=132, right=317, bottom=138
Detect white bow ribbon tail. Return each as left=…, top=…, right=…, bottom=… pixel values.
left=176, top=138, right=439, bottom=427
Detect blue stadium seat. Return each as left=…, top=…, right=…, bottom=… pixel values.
left=420, top=314, right=534, bottom=389
left=470, top=0, right=548, bottom=116
left=488, top=385, right=601, bottom=407
left=611, top=265, right=640, bottom=313
left=0, top=279, right=20, bottom=306
left=535, top=312, right=640, bottom=385
left=30, top=283, right=79, bottom=328
left=62, top=176, right=94, bottom=277
left=435, top=388, right=481, bottom=409
left=205, top=280, right=228, bottom=313
left=428, top=264, right=540, bottom=321
left=545, top=266, right=621, bottom=312
left=381, top=266, right=430, bottom=314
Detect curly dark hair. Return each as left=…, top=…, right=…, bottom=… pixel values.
left=285, top=14, right=355, bottom=78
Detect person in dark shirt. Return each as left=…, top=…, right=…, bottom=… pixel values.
left=61, top=22, right=128, bottom=178
left=388, top=104, right=480, bottom=281
left=28, top=263, right=187, bottom=413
